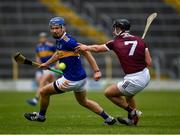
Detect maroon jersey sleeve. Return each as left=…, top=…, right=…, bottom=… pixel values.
left=105, top=40, right=114, bottom=50
left=144, top=43, right=148, bottom=49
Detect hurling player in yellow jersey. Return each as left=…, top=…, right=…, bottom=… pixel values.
left=27, top=32, right=56, bottom=106
left=24, top=17, right=116, bottom=125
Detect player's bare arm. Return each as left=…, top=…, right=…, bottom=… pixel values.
left=81, top=51, right=102, bottom=81
left=35, top=55, right=41, bottom=64
left=76, top=43, right=108, bottom=53
left=145, top=48, right=152, bottom=67
left=39, top=51, right=59, bottom=69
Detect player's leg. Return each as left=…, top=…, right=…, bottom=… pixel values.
left=27, top=70, right=43, bottom=106
left=120, top=69, right=150, bottom=125
left=74, top=91, right=116, bottom=125
left=104, top=83, right=142, bottom=125
left=74, top=91, right=103, bottom=113
left=125, top=96, right=136, bottom=109
left=36, top=73, right=55, bottom=99
left=27, top=73, right=55, bottom=106
left=117, top=95, right=142, bottom=126
left=39, top=82, right=59, bottom=115
left=24, top=82, right=62, bottom=122
left=104, top=84, right=131, bottom=111
left=115, top=78, right=148, bottom=125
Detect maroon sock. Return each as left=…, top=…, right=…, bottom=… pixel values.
left=126, top=105, right=133, bottom=113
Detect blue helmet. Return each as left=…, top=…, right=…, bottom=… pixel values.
left=49, top=17, right=65, bottom=26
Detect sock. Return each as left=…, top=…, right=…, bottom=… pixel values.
left=31, top=97, right=38, bottom=104
left=35, top=97, right=39, bottom=101
left=126, top=105, right=133, bottom=113
left=39, top=109, right=46, bottom=116
left=100, top=111, right=109, bottom=120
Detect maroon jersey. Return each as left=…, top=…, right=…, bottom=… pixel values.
left=106, top=32, right=147, bottom=74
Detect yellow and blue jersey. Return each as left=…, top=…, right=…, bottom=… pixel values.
left=55, top=32, right=86, bottom=81
left=35, top=42, right=56, bottom=63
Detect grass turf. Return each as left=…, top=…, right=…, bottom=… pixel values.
left=0, top=90, right=180, bottom=134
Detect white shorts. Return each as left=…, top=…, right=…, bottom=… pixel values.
left=53, top=76, right=87, bottom=93
left=35, top=70, right=43, bottom=80
left=36, top=70, right=55, bottom=77
left=117, top=68, right=150, bottom=96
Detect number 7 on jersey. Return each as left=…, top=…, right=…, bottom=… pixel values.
left=124, top=40, right=137, bottom=56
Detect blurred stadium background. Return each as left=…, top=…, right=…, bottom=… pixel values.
left=0, top=0, right=180, bottom=90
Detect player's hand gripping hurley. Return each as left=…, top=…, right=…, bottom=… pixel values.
left=142, top=12, right=157, bottom=39
left=13, top=52, right=63, bottom=75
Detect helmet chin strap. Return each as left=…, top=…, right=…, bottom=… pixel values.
left=114, top=28, right=123, bottom=36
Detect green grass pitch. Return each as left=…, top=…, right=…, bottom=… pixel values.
left=0, top=90, right=180, bottom=134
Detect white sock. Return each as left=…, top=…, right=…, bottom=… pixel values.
left=32, top=98, right=38, bottom=103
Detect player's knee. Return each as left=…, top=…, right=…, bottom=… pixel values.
left=39, top=87, right=47, bottom=96
left=104, top=89, right=111, bottom=98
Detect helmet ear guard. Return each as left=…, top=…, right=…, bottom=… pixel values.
left=61, top=25, right=65, bottom=31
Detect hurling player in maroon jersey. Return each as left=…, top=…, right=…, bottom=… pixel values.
left=76, top=19, right=152, bottom=125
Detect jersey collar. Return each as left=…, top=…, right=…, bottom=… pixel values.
left=60, top=32, right=66, bottom=40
